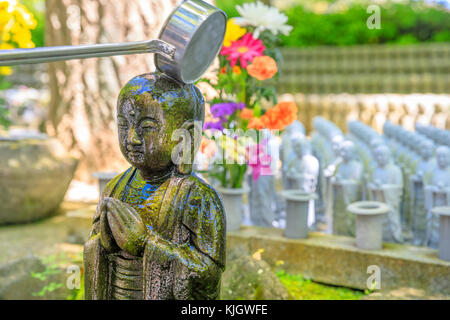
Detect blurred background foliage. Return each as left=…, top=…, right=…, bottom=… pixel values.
left=0, top=0, right=44, bottom=128
left=217, top=0, right=450, bottom=46
left=21, top=0, right=45, bottom=48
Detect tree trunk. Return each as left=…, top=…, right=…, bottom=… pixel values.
left=45, top=0, right=179, bottom=180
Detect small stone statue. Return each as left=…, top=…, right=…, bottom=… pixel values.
left=287, top=135, right=319, bottom=227
left=249, top=129, right=277, bottom=228
left=331, top=140, right=363, bottom=236
left=280, top=121, right=305, bottom=190
left=425, top=146, right=450, bottom=248
left=278, top=121, right=306, bottom=224
left=368, top=145, right=404, bottom=243
left=323, top=134, right=344, bottom=225
left=84, top=73, right=226, bottom=300
left=410, top=139, right=435, bottom=245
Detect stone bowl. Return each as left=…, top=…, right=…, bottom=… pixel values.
left=0, top=135, right=78, bottom=224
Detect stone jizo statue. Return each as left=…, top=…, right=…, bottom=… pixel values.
left=413, top=139, right=435, bottom=181
left=287, top=136, right=319, bottom=193
left=281, top=121, right=305, bottom=190
left=410, top=139, right=435, bottom=245
left=331, top=141, right=363, bottom=236
left=425, top=146, right=450, bottom=248
left=84, top=73, right=226, bottom=300
left=287, top=135, right=319, bottom=227
left=368, top=145, right=404, bottom=243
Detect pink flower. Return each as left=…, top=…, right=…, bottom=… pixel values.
left=246, top=141, right=272, bottom=181
left=220, top=33, right=266, bottom=68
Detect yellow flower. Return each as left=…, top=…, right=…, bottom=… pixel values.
left=0, top=0, right=37, bottom=52
left=223, top=18, right=246, bottom=47
left=218, top=135, right=250, bottom=164
left=0, top=66, right=12, bottom=76
left=252, top=249, right=264, bottom=261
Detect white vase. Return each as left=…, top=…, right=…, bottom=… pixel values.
left=431, top=206, right=450, bottom=262
left=216, top=186, right=249, bottom=232
left=347, top=201, right=390, bottom=251
left=280, top=190, right=318, bottom=239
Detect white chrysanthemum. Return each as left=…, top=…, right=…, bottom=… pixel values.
left=234, top=1, right=293, bottom=38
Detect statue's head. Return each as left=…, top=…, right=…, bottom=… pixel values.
left=331, top=135, right=344, bottom=155
left=370, top=137, right=383, bottom=156
left=286, top=121, right=304, bottom=136
left=436, top=146, right=450, bottom=170
left=340, top=140, right=355, bottom=162
left=116, top=72, right=205, bottom=175
left=420, top=140, right=434, bottom=160
left=374, top=145, right=391, bottom=167
left=292, top=135, right=307, bottom=157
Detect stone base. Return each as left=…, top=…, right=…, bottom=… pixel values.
left=2, top=202, right=449, bottom=299
left=228, top=226, right=450, bottom=296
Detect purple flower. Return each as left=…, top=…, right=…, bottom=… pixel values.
left=204, top=121, right=224, bottom=131
left=210, top=102, right=246, bottom=118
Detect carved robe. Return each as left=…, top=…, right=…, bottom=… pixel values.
left=84, top=167, right=226, bottom=300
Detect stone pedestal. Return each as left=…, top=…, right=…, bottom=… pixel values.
left=431, top=207, right=450, bottom=262
left=92, top=172, right=118, bottom=197
left=347, top=201, right=390, bottom=250
left=216, top=186, right=249, bottom=232
left=280, top=190, right=317, bottom=239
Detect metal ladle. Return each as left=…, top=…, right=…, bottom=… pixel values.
left=0, top=0, right=227, bottom=84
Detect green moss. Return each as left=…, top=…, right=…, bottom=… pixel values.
left=276, top=270, right=366, bottom=300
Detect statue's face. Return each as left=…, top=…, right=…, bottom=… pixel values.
left=340, top=146, right=352, bottom=162
left=117, top=96, right=175, bottom=173
left=370, top=138, right=382, bottom=151
left=375, top=147, right=390, bottom=167
left=332, top=136, right=343, bottom=155
left=436, top=149, right=449, bottom=169
left=293, top=140, right=303, bottom=156
left=421, top=142, right=434, bottom=159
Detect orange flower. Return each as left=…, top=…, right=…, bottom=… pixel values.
left=257, top=101, right=298, bottom=130
left=232, top=66, right=242, bottom=75
left=247, top=102, right=297, bottom=130
left=240, top=108, right=254, bottom=120
left=247, top=56, right=278, bottom=81
left=220, top=66, right=227, bottom=75
left=247, top=118, right=264, bottom=130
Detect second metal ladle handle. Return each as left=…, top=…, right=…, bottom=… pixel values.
left=0, top=39, right=176, bottom=66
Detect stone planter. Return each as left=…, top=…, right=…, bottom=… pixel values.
left=347, top=201, right=390, bottom=250
left=92, top=172, right=118, bottom=196
left=431, top=206, right=450, bottom=262
left=216, top=186, right=249, bottom=232
left=0, top=134, right=78, bottom=224
left=280, top=190, right=318, bottom=239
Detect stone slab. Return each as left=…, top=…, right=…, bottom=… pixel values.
left=228, top=226, right=450, bottom=296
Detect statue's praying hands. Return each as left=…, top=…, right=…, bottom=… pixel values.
left=100, top=197, right=146, bottom=257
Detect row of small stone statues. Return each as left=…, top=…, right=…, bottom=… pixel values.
left=298, top=117, right=450, bottom=249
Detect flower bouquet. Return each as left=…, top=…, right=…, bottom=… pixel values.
left=199, top=1, right=297, bottom=190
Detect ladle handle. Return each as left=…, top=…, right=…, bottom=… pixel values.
left=0, top=39, right=175, bottom=66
